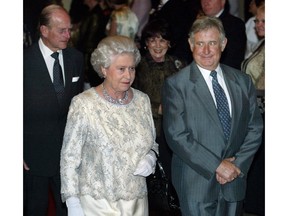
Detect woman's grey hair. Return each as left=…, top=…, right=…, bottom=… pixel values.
left=188, top=16, right=226, bottom=44
left=90, top=35, right=141, bottom=78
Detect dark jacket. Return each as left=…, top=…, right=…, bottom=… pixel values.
left=219, top=8, right=247, bottom=70
left=24, top=42, right=84, bottom=176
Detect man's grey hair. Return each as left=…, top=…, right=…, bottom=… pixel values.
left=188, top=16, right=226, bottom=44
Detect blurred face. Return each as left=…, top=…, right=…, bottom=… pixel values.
left=201, top=0, right=225, bottom=17
left=248, top=0, right=257, bottom=15
left=102, top=54, right=136, bottom=95
left=146, top=36, right=170, bottom=62
left=40, top=9, right=71, bottom=52
left=189, top=27, right=227, bottom=71
left=255, top=11, right=265, bottom=38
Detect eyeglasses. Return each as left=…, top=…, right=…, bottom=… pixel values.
left=254, top=19, right=265, bottom=24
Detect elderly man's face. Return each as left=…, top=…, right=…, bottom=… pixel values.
left=201, top=0, right=225, bottom=17
left=40, top=9, right=72, bottom=52
left=188, top=27, right=227, bottom=71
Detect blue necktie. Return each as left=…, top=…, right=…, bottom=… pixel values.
left=210, top=70, right=231, bottom=140
left=51, top=52, right=65, bottom=102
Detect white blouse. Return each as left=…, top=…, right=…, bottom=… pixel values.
left=60, top=87, right=158, bottom=202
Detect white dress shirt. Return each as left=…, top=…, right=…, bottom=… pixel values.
left=197, top=65, right=232, bottom=116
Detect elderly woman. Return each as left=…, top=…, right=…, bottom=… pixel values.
left=60, top=35, right=158, bottom=216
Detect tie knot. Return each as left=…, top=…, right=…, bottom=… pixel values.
left=210, top=70, right=217, bottom=78
left=51, top=52, right=59, bottom=60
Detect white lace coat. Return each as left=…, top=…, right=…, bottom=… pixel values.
left=60, top=87, right=158, bottom=202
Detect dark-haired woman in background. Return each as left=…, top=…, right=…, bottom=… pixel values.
left=133, top=18, right=187, bottom=213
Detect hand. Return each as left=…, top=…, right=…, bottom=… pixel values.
left=215, top=157, right=241, bottom=184
left=216, top=173, right=228, bottom=184
left=23, top=160, right=30, bottom=171
left=66, top=197, right=84, bottom=216
left=133, top=150, right=157, bottom=177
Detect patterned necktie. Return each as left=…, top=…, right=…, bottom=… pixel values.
left=51, top=52, right=65, bottom=102
left=210, top=70, right=231, bottom=140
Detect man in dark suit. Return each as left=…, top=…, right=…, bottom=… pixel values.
left=162, top=16, right=263, bottom=216
left=24, top=4, right=84, bottom=215
left=201, top=0, right=247, bottom=70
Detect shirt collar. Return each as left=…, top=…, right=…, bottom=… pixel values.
left=196, top=64, right=223, bottom=80
left=215, top=9, right=224, bottom=18
left=38, top=38, right=63, bottom=58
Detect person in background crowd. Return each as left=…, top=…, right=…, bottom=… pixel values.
left=201, top=0, right=247, bottom=70
left=24, top=0, right=52, bottom=44
left=226, top=0, right=241, bottom=18
left=149, top=0, right=200, bottom=63
left=162, top=16, right=263, bottom=216
left=242, top=5, right=265, bottom=215
left=69, top=0, right=89, bottom=27
left=106, top=0, right=139, bottom=39
left=24, top=4, right=84, bottom=215
left=242, top=4, right=265, bottom=96
left=74, top=0, right=111, bottom=88
left=60, top=35, right=158, bottom=216
left=130, top=0, right=152, bottom=45
left=133, top=18, right=186, bottom=179
left=133, top=18, right=187, bottom=212
left=244, top=0, right=265, bottom=59
left=68, top=0, right=89, bottom=47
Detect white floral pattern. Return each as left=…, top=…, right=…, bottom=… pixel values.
left=60, top=87, right=158, bottom=202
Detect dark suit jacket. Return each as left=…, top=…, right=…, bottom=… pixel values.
left=149, top=0, right=200, bottom=63
left=24, top=42, right=84, bottom=177
left=219, top=8, right=247, bottom=70
left=162, top=61, right=263, bottom=202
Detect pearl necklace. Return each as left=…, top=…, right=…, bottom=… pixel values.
left=102, top=84, right=129, bottom=105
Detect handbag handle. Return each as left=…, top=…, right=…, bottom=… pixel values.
left=150, top=149, right=168, bottom=179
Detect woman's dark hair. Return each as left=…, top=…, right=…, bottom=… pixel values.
left=141, top=18, right=173, bottom=44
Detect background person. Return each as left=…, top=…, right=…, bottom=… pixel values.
left=133, top=18, right=187, bottom=213
left=200, top=0, right=247, bottom=70
left=244, top=0, right=265, bottom=59
left=133, top=18, right=187, bottom=179
left=60, top=35, right=158, bottom=216
left=162, top=16, right=263, bottom=216
left=24, top=4, right=84, bottom=215
left=106, top=0, right=139, bottom=39
left=241, top=5, right=265, bottom=215
left=74, top=0, right=111, bottom=88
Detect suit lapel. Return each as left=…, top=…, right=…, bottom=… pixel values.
left=221, top=67, right=243, bottom=144
left=30, top=44, right=63, bottom=112
left=33, top=44, right=55, bottom=88
left=62, top=49, right=73, bottom=97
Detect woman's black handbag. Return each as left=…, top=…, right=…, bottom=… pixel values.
left=146, top=159, right=181, bottom=215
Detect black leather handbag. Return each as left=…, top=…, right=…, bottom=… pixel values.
left=146, top=159, right=181, bottom=215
